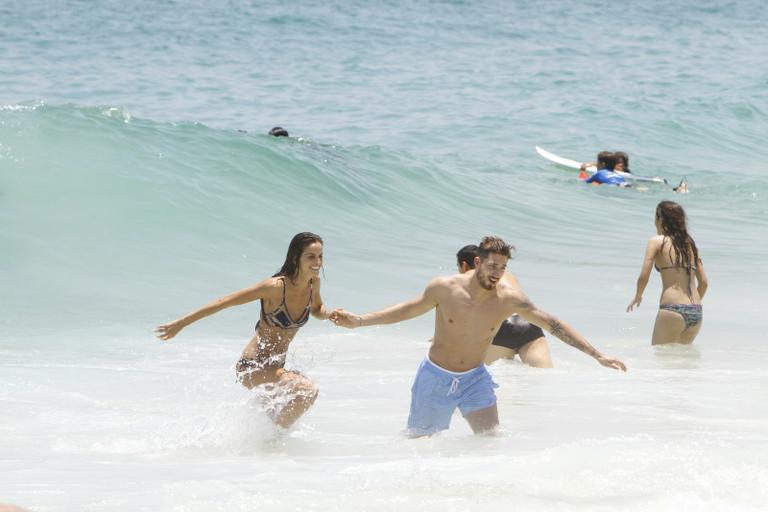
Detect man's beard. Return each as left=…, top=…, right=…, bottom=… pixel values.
left=475, top=269, right=495, bottom=290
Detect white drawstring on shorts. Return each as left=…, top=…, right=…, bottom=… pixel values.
left=447, top=377, right=460, bottom=396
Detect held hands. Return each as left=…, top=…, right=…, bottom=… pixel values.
left=329, top=308, right=362, bottom=329
left=596, top=354, right=627, bottom=372
left=154, top=320, right=185, bottom=341
left=626, top=295, right=642, bottom=312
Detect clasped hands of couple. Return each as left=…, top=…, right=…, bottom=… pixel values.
left=328, top=308, right=363, bottom=328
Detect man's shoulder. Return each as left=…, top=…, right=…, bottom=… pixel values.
left=498, top=280, right=525, bottom=297
left=428, top=273, right=465, bottom=289
left=497, top=281, right=532, bottom=307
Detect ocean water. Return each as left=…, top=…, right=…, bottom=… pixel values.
left=2, top=1, right=767, bottom=510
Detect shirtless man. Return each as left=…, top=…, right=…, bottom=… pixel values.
left=330, top=236, right=626, bottom=437
left=456, top=244, right=552, bottom=368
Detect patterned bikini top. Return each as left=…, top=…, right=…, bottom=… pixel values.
left=259, top=277, right=312, bottom=330
left=655, top=262, right=698, bottom=272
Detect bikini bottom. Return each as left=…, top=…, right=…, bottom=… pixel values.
left=659, top=303, right=702, bottom=330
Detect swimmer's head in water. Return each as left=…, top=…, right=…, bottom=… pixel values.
left=456, top=244, right=479, bottom=273
left=596, top=151, right=618, bottom=171
left=269, top=127, right=289, bottom=137
left=474, top=236, right=514, bottom=290
left=275, top=232, right=324, bottom=281
left=614, top=151, right=629, bottom=172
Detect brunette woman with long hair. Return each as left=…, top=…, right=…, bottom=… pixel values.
left=156, top=232, right=329, bottom=427
left=627, top=202, right=708, bottom=344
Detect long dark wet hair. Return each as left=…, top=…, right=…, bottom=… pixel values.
left=656, top=201, right=699, bottom=274
left=274, top=232, right=323, bottom=281
left=615, top=151, right=630, bottom=172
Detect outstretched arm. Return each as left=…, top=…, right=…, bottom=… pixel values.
left=514, top=295, right=627, bottom=372
left=331, top=279, right=440, bottom=329
left=155, top=279, right=272, bottom=340
left=627, top=237, right=661, bottom=312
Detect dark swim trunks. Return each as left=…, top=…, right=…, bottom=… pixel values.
left=492, top=315, right=545, bottom=351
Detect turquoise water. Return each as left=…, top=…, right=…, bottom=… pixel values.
left=2, top=1, right=767, bottom=511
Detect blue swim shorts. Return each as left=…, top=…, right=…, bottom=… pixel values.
left=406, top=358, right=498, bottom=436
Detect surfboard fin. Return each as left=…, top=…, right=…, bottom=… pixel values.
left=673, top=177, right=689, bottom=194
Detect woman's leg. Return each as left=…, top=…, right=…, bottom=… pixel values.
left=273, top=370, right=319, bottom=428
left=651, top=309, right=685, bottom=345
left=236, top=363, right=319, bottom=428
left=237, top=361, right=280, bottom=389
left=679, top=317, right=703, bottom=344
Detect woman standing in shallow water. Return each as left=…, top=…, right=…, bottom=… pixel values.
left=155, top=232, right=329, bottom=427
left=627, top=202, right=708, bottom=344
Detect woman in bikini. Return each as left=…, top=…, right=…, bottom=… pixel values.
left=627, top=201, right=708, bottom=344
left=155, top=232, right=329, bottom=427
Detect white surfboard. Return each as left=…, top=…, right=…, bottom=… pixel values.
left=535, top=146, right=667, bottom=184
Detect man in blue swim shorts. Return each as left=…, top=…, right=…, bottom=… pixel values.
left=331, top=236, right=627, bottom=437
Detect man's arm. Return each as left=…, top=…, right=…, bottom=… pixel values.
left=331, top=278, right=441, bottom=329
left=512, top=294, right=627, bottom=371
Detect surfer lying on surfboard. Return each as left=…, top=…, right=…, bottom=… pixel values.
left=579, top=151, right=688, bottom=193
left=536, top=146, right=664, bottom=183
left=581, top=150, right=631, bottom=175
left=579, top=151, right=630, bottom=186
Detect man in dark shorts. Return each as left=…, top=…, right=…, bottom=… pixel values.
left=456, top=245, right=553, bottom=368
